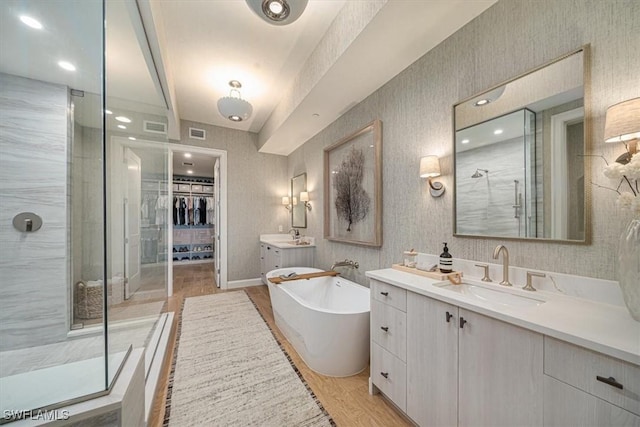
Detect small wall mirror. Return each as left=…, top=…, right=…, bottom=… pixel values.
left=453, top=47, right=588, bottom=242
left=291, top=173, right=307, bottom=228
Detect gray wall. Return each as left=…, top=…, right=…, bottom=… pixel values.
left=287, top=0, right=640, bottom=285
left=177, top=120, right=289, bottom=282
left=0, top=73, right=70, bottom=350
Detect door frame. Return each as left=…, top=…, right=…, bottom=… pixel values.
left=110, top=137, right=228, bottom=295
left=168, top=145, right=228, bottom=293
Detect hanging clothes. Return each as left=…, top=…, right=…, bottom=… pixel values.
left=206, top=197, right=215, bottom=225
left=173, top=196, right=178, bottom=225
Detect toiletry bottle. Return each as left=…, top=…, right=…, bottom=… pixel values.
left=439, top=242, right=453, bottom=273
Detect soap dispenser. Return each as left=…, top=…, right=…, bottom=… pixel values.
left=439, top=242, right=453, bottom=273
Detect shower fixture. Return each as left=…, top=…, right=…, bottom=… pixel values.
left=471, top=168, right=489, bottom=178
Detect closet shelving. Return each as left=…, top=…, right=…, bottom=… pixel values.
left=172, top=176, right=215, bottom=264
left=141, top=178, right=169, bottom=265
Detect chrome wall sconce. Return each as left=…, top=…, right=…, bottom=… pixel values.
left=420, top=155, right=445, bottom=197
left=300, top=191, right=312, bottom=211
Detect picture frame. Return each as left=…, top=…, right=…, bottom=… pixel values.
left=324, top=119, right=382, bottom=247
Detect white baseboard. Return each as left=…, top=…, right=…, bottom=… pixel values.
left=227, top=278, right=263, bottom=289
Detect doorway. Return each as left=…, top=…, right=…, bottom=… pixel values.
left=169, top=145, right=227, bottom=293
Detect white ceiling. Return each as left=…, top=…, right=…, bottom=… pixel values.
left=173, top=151, right=217, bottom=178
left=157, top=0, right=497, bottom=155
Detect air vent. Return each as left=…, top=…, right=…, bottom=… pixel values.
left=182, top=162, right=193, bottom=166
left=70, top=89, right=84, bottom=97
left=189, top=127, right=206, bottom=140
left=143, top=120, right=167, bottom=135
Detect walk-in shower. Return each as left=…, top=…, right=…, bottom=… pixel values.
left=0, top=0, right=170, bottom=421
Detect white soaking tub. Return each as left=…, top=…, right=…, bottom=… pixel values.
left=266, top=267, right=370, bottom=377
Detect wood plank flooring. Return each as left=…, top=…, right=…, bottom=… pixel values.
left=148, top=264, right=412, bottom=427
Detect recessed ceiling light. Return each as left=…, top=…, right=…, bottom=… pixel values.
left=461, top=139, right=470, bottom=144
left=184, top=153, right=192, bottom=158
left=474, top=99, right=490, bottom=106
left=268, top=0, right=284, bottom=14
left=19, top=15, right=43, bottom=29
left=58, top=61, right=76, bottom=72
left=494, top=129, right=503, bottom=135
left=115, top=116, right=131, bottom=123
left=105, top=109, right=113, bottom=115
left=117, top=125, right=126, bottom=129
left=187, top=170, right=194, bottom=174
left=229, top=115, right=242, bottom=122
left=128, top=137, right=136, bottom=141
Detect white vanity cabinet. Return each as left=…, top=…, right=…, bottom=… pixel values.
left=543, top=337, right=640, bottom=427
left=259, top=242, right=314, bottom=284
left=404, top=291, right=543, bottom=427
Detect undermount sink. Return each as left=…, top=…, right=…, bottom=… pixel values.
left=433, top=281, right=545, bottom=309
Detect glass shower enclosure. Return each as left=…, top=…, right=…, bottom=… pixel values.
left=0, top=0, right=169, bottom=421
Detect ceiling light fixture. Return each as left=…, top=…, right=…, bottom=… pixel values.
left=115, top=116, right=131, bottom=123
left=184, top=153, right=192, bottom=158
left=245, top=0, right=308, bottom=26
left=128, top=137, right=136, bottom=141
left=187, top=170, right=194, bottom=174
left=461, top=139, right=470, bottom=144
left=494, top=129, right=503, bottom=135
left=474, top=99, right=490, bottom=106
left=217, top=80, right=253, bottom=122
left=19, top=15, right=43, bottom=29
left=58, top=60, right=76, bottom=72
left=105, top=109, right=113, bottom=115
left=117, top=125, right=126, bottom=129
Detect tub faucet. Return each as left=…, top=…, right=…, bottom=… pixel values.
left=492, top=245, right=512, bottom=286
left=288, top=228, right=300, bottom=240
left=330, top=259, right=359, bottom=271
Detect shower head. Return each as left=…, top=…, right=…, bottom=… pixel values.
left=471, top=168, right=489, bottom=178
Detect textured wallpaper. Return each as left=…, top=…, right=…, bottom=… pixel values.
left=287, top=0, right=640, bottom=285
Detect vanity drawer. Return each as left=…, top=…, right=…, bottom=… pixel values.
left=544, top=337, right=640, bottom=415
left=371, top=300, right=406, bottom=361
left=372, top=342, right=406, bottom=411
left=371, top=279, right=406, bottom=312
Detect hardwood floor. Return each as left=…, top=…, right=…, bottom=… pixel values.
left=147, top=264, right=412, bottom=427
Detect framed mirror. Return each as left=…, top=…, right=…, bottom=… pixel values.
left=453, top=46, right=589, bottom=242
left=291, top=173, right=307, bottom=228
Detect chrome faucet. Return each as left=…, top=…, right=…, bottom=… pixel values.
left=330, top=259, right=359, bottom=271
left=288, top=228, right=300, bottom=240
left=492, top=245, right=512, bottom=286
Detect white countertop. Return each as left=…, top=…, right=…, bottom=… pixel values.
left=366, top=268, right=640, bottom=365
left=260, top=234, right=316, bottom=249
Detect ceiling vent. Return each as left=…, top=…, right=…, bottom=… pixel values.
left=189, top=127, right=206, bottom=140
left=182, top=162, right=194, bottom=166
left=143, top=120, right=167, bottom=135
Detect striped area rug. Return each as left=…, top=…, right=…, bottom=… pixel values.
left=164, top=291, right=334, bottom=426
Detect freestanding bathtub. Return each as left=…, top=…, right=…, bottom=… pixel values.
left=266, top=267, right=370, bottom=377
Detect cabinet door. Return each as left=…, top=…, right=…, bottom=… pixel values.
left=260, top=243, right=266, bottom=284
left=544, top=375, right=640, bottom=427
left=406, top=293, right=458, bottom=427
left=458, top=309, right=543, bottom=427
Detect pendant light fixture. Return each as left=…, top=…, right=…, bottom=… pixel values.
left=217, top=80, right=253, bottom=122
left=245, top=0, right=308, bottom=26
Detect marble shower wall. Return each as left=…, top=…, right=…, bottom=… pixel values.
left=287, top=0, right=640, bottom=285
left=0, top=73, right=70, bottom=351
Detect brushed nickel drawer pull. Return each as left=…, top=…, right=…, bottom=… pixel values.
left=380, top=291, right=389, bottom=296
left=380, top=326, right=389, bottom=332
left=596, top=376, right=623, bottom=390
left=380, top=372, right=389, bottom=379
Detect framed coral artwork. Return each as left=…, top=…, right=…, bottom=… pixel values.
left=324, top=119, right=382, bottom=247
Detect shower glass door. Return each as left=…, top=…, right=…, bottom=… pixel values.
left=0, top=0, right=107, bottom=418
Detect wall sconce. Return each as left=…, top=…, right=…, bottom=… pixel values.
left=604, top=97, right=640, bottom=164
left=420, top=155, right=445, bottom=197
left=282, top=196, right=292, bottom=211
left=300, top=191, right=312, bottom=211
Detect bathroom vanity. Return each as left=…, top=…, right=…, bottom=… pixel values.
left=367, top=268, right=640, bottom=427
left=259, top=234, right=315, bottom=284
